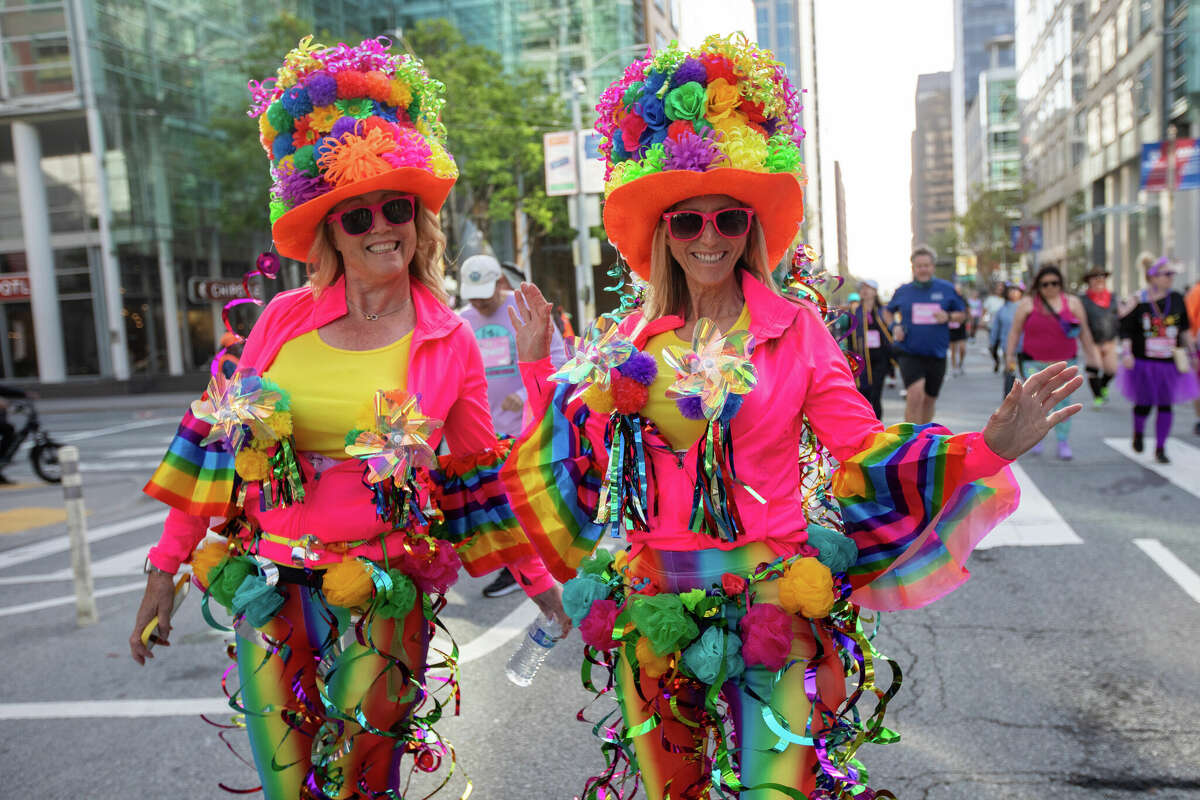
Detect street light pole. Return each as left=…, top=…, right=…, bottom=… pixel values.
left=569, top=76, right=594, bottom=328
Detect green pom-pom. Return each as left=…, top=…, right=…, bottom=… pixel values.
left=266, top=101, right=294, bottom=133
left=206, top=556, right=257, bottom=609
left=269, top=200, right=290, bottom=225
left=641, top=142, right=667, bottom=172
left=375, top=569, right=417, bottom=619
left=578, top=549, right=614, bottom=577
left=764, top=135, right=802, bottom=173
left=292, top=145, right=317, bottom=176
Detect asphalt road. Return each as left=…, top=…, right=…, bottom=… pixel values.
left=1, top=344, right=1198, bottom=799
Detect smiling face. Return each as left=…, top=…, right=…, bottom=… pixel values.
left=911, top=254, right=936, bottom=282
left=664, top=194, right=750, bottom=291
left=327, top=190, right=417, bottom=281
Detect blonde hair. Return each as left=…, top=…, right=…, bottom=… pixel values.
left=306, top=199, right=450, bottom=305
left=640, top=214, right=778, bottom=323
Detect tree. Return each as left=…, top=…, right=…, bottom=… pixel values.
left=402, top=19, right=573, bottom=258
left=957, top=183, right=1028, bottom=285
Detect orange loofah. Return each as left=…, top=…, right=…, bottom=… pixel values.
left=610, top=374, right=649, bottom=415
left=321, top=558, right=375, bottom=610
left=318, top=127, right=397, bottom=187
left=777, top=557, right=835, bottom=619
left=636, top=635, right=674, bottom=678
left=188, top=540, right=229, bottom=589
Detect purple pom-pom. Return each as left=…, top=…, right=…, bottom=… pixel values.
left=615, top=351, right=657, bottom=385
left=280, top=86, right=313, bottom=118
left=670, top=58, right=707, bottom=89
left=676, top=395, right=705, bottom=420
left=663, top=129, right=718, bottom=172
left=304, top=71, right=338, bottom=107
left=330, top=116, right=359, bottom=139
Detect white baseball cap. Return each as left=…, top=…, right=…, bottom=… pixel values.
left=460, top=254, right=502, bottom=300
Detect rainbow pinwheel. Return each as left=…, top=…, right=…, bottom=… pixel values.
left=192, top=372, right=282, bottom=452
left=345, top=390, right=442, bottom=485
left=550, top=316, right=634, bottom=390
left=663, top=318, right=758, bottom=420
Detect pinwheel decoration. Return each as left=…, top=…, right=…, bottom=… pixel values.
left=192, top=371, right=282, bottom=452
left=345, top=390, right=442, bottom=485
left=550, top=316, right=635, bottom=391
left=663, top=319, right=758, bottom=421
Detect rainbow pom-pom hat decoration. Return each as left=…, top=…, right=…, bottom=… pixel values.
left=597, top=33, right=807, bottom=278
left=250, top=36, right=458, bottom=260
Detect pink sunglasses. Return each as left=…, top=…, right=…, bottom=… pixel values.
left=661, top=207, right=755, bottom=241
left=326, top=195, right=416, bottom=236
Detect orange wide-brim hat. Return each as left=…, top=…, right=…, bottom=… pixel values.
left=271, top=167, right=455, bottom=261
left=603, top=167, right=805, bottom=279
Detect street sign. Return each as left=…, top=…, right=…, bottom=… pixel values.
left=1139, top=138, right=1200, bottom=191
left=544, top=131, right=577, bottom=196
left=545, top=130, right=605, bottom=196
left=0, top=273, right=31, bottom=302
left=187, top=277, right=263, bottom=304
left=1010, top=224, right=1042, bottom=253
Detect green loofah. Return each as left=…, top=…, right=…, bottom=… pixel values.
left=375, top=569, right=417, bottom=619
left=206, top=556, right=258, bottom=609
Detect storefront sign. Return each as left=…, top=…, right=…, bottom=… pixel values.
left=188, top=277, right=263, bottom=304
left=544, top=131, right=577, bottom=196
left=1140, top=139, right=1200, bottom=191
left=0, top=274, right=31, bottom=302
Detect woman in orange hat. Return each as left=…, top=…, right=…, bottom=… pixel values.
left=128, top=37, right=562, bottom=798
left=503, top=34, right=1082, bottom=799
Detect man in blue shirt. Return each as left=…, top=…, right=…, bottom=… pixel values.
left=887, top=245, right=967, bottom=423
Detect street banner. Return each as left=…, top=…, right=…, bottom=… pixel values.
left=1140, top=138, right=1200, bottom=191
left=544, top=131, right=577, bottom=196
left=1010, top=224, right=1042, bottom=253
left=579, top=131, right=605, bottom=194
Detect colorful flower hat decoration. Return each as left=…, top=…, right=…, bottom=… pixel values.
left=250, top=35, right=459, bottom=260
left=597, top=33, right=807, bottom=278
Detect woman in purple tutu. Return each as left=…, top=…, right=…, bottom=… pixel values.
left=1117, top=255, right=1200, bottom=463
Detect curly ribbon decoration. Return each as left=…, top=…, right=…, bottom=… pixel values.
left=212, top=251, right=282, bottom=378
left=595, top=414, right=653, bottom=538
left=782, top=245, right=863, bottom=378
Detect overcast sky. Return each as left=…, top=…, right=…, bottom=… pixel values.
left=679, top=0, right=956, bottom=291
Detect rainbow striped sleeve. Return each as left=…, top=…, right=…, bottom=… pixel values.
left=430, top=440, right=536, bottom=578
left=499, top=383, right=605, bottom=583
left=833, top=424, right=1019, bottom=612
left=142, top=409, right=237, bottom=517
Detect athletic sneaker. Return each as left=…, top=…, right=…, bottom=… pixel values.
left=1057, top=440, right=1073, bottom=460
left=481, top=569, right=520, bottom=598
left=1092, top=396, right=1104, bottom=410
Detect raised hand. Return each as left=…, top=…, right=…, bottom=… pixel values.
left=982, top=361, right=1083, bottom=460
left=507, top=282, right=554, bottom=364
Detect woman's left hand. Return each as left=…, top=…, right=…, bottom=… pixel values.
left=983, top=361, right=1083, bottom=460
left=530, top=583, right=572, bottom=637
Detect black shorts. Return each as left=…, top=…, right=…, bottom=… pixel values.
left=898, top=353, right=947, bottom=397
left=948, top=325, right=967, bottom=342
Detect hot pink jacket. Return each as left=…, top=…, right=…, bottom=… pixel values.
left=146, top=276, right=551, bottom=595
left=519, top=274, right=1010, bottom=556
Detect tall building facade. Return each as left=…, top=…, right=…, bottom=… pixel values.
left=753, top=0, right=824, bottom=257
left=1017, top=0, right=1200, bottom=294
left=965, top=36, right=1020, bottom=193
left=952, top=0, right=1016, bottom=216
left=911, top=72, right=955, bottom=250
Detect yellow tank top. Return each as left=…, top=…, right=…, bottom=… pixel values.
left=264, top=329, right=412, bottom=458
left=642, top=305, right=750, bottom=451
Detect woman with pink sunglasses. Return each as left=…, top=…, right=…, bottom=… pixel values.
left=129, top=38, right=562, bottom=797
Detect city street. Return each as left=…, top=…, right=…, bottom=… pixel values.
left=1, top=344, right=1199, bottom=799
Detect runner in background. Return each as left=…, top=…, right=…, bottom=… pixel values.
left=982, top=280, right=1006, bottom=371
left=948, top=282, right=969, bottom=376
left=459, top=254, right=567, bottom=596
left=1078, top=267, right=1120, bottom=408
left=990, top=282, right=1024, bottom=399
left=845, top=279, right=893, bottom=419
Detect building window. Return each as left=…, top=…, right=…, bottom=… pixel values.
left=1117, top=1, right=1130, bottom=57
left=1101, top=19, right=1116, bottom=73
left=1139, top=0, right=1153, bottom=36
left=1135, top=56, right=1153, bottom=117
left=1101, top=92, right=1116, bottom=145
left=1167, top=24, right=1188, bottom=113
left=1117, top=78, right=1134, bottom=132
left=1087, top=107, right=1101, bottom=151
left=1087, top=36, right=1100, bottom=87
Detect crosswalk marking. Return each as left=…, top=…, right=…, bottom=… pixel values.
left=978, top=462, right=1083, bottom=549
left=0, top=698, right=233, bottom=720
left=0, top=543, right=148, bottom=584
left=1103, top=437, right=1200, bottom=499
left=0, top=580, right=144, bottom=617
left=0, top=510, right=167, bottom=571
left=1135, top=539, right=1200, bottom=604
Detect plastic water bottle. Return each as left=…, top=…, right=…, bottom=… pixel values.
left=505, top=612, right=561, bottom=686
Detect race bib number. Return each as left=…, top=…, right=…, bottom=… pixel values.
left=911, top=302, right=942, bottom=325
left=866, top=329, right=882, bottom=349
left=478, top=336, right=513, bottom=368
left=1145, top=336, right=1173, bottom=359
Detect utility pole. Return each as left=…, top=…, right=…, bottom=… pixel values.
left=834, top=160, right=849, bottom=277
left=1165, top=123, right=1177, bottom=259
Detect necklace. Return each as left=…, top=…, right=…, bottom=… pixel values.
left=346, top=296, right=409, bottom=322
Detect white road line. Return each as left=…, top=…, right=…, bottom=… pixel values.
left=0, top=510, right=167, bottom=571
left=57, top=418, right=178, bottom=443
left=79, top=460, right=163, bottom=473
left=0, top=698, right=233, bottom=720
left=0, top=580, right=144, bottom=617
left=104, top=447, right=171, bottom=458
left=456, top=598, right=539, bottom=664
left=1135, top=539, right=1200, bottom=604
left=978, top=462, right=1084, bottom=549
left=1104, top=437, right=1200, bottom=498
left=0, top=543, right=148, bottom=584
